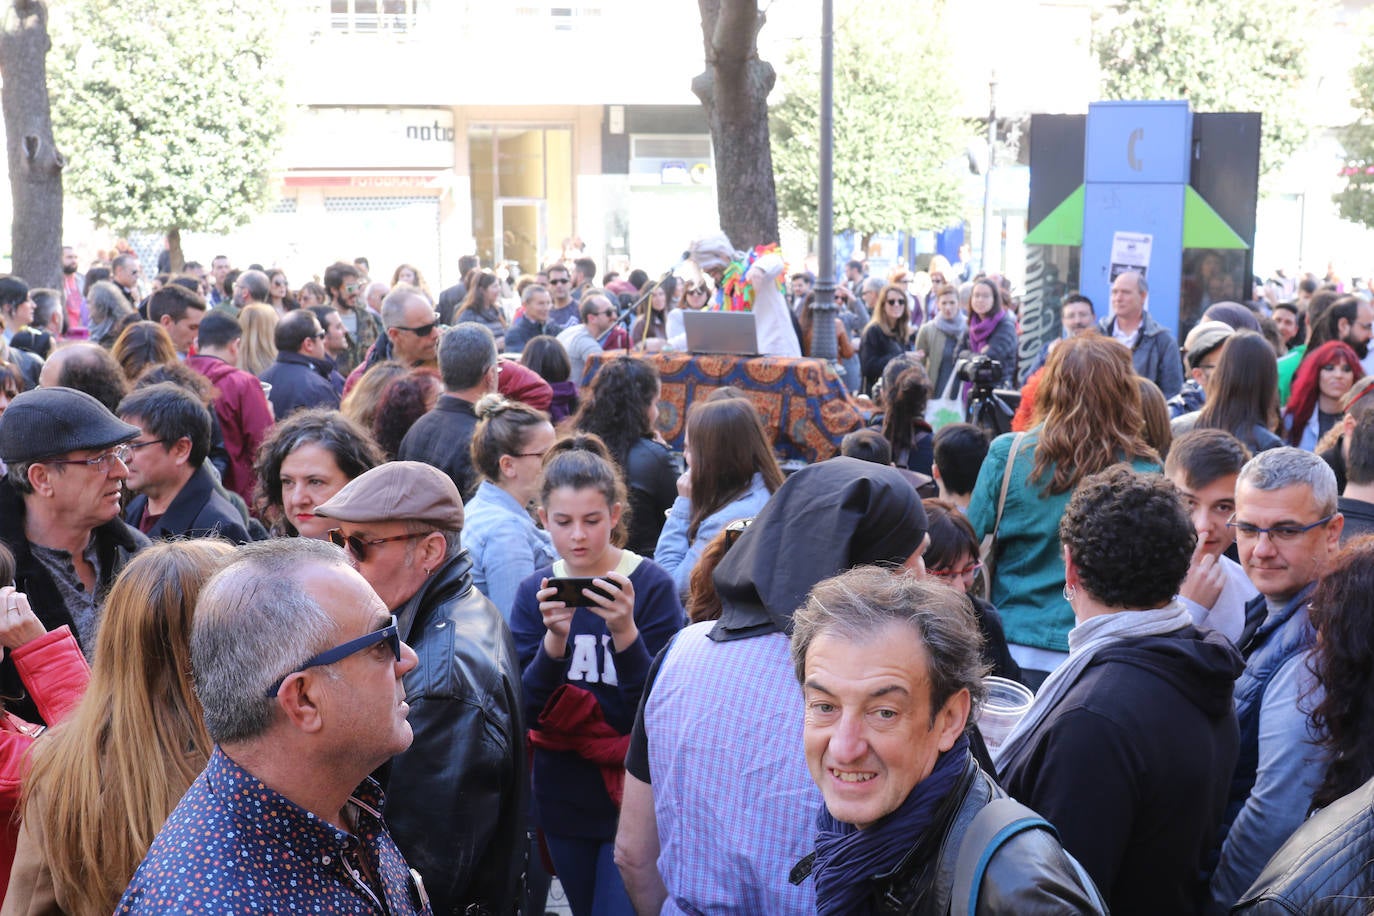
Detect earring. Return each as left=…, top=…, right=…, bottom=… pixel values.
left=1063, top=583, right=1077, bottom=603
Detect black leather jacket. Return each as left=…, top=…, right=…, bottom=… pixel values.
left=381, top=550, right=526, bottom=916
left=793, top=756, right=1103, bottom=915
left=1231, top=774, right=1374, bottom=914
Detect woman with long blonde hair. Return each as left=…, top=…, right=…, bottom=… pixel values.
left=4, top=540, right=235, bottom=916
left=236, top=303, right=278, bottom=377
left=968, top=333, right=1161, bottom=687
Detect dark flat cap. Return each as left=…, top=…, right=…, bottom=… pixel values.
left=315, top=461, right=464, bottom=530
left=0, top=386, right=139, bottom=463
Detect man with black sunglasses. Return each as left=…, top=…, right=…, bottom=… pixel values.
left=543, top=263, right=579, bottom=332
left=382, top=286, right=442, bottom=370
left=118, top=539, right=430, bottom=914
left=316, top=461, right=525, bottom=916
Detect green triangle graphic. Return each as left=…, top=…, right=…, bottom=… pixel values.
left=1024, top=185, right=1084, bottom=246
left=1184, top=187, right=1248, bottom=249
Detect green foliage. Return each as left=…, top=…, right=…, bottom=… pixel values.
left=1336, top=18, right=1374, bottom=229
left=1092, top=0, right=1316, bottom=181
left=769, top=0, right=971, bottom=240
left=48, top=0, right=288, bottom=234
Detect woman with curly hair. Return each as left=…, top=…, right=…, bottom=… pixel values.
left=573, top=358, right=677, bottom=555
left=110, top=321, right=177, bottom=384
left=252, top=408, right=385, bottom=538
left=968, top=333, right=1160, bottom=686
left=6, top=539, right=234, bottom=916
left=371, top=368, right=443, bottom=459
left=881, top=366, right=935, bottom=474
left=1283, top=339, right=1363, bottom=450
left=998, top=466, right=1243, bottom=915
left=1305, top=536, right=1374, bottom=810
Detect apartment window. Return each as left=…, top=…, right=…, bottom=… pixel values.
left=330, top=0, right=421, bottom=33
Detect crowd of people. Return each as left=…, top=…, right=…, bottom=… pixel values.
left=0, top=240, right=1368, bottom=915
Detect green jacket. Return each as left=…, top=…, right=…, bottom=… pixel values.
left=968, top=428, right=1161, bottom=652
left=337, top=305, right=384, bottom=377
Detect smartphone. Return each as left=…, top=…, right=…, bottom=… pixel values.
left=546, top=577, right=613, bottom=606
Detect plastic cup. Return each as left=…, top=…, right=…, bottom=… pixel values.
left=977, top=676, right=1035, bottom=756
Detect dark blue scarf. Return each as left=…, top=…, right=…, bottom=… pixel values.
left=812, top=734, right=970, bottom=915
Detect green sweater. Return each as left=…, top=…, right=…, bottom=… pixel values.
left=968, top=428, right=1162, bottom=652
left=1277, top=343, right=1306, bottom=406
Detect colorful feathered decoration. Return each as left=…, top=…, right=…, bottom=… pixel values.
left=710, top=243, right=784, bottom=312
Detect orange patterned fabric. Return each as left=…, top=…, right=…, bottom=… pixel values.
left=582, top=352, right=864, bottom=463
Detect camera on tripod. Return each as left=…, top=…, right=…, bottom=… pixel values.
left=955, top=354, right=1004, bottom=392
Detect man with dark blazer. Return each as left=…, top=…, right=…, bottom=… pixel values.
left=118, top=383, right=250, bottom=544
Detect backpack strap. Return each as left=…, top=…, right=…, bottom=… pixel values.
left=949, top=797, right=1057, bottom=916
left=948, top=796, right=1107, bottom=915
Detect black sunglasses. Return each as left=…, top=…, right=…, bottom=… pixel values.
left=264, top=614, right=401, bottom=697
left=328, top=527, right=427, bottom=562
left=392, top=320, right=439, bottom=336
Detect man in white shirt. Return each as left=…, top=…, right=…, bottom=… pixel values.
left=1166, top=428, right=1259, bottom=645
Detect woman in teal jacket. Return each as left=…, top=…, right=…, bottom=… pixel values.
left=968, top=334, right=1161, bottom=687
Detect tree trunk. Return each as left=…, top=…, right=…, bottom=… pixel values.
left=0, top=0, right=62, bottom=289
left=693, top=0, right=779, bottom=250
left=167, top=227, right=184, bottom=273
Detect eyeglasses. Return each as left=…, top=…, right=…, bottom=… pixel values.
left=45, top=443, right=131, bottom=471
left=688, top=287, right=708, bottom=295
left=314, top=330, right=328, bottom=340
left=391, top=317, right=440, bottom=336
left=513, top=448, right=551, bottom=460
left=126, top=438, right=168, bottom=452
left=344, top=282, right=362, bottom=293
left=885, top=298, right=906, bottom=305
left=328, top=528, right=429, bottom=562
left=928, top=561, right=982, bottom=580
left=264, top=614, right=401, bottom=697
left=548, top=277, right=571, bottom=285
left=1226, top=514, right=1334, bottom=542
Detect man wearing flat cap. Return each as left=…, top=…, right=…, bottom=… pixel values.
left=315, top=461, right=526, bottom=916
left=0, top=387, right=149, bottom=721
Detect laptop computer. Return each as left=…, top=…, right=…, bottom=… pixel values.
left=682, top=310, right=759, bottom=356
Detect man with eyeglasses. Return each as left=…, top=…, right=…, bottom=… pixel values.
left=117, top=383, right=250, bottom=545
left=110, top=253, right=141, bottom=309
left=325, top=260, right=384, bottom=376
left=1207, top=447, right=1342, bottom=912
left=543, top=263, right=579, bottom=332
left=382, top=286, right=442, bottom=369
left=117, top=538, right=430, bottom=914
left=315, top=461, right=525, bottom=916
left=260, top=309, right=343, bottom=418
left=0, top=387, right=148, bottom=721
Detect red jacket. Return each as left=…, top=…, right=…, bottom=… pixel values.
left=0, top=626, right=91, bottom=900
left=186, top=354, right=275, bottom=508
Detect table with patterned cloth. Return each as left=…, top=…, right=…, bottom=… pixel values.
left=580, top=351, right=864, bottom=463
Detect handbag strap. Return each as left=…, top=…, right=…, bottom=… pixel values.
left=990, top=432, right=1026, bottom=541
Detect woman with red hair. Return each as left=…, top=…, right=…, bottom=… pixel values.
left=1283, top=340, right=1364, bottom=450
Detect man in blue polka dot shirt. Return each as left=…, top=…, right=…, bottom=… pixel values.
left=116, top=539, right=432, bottom=914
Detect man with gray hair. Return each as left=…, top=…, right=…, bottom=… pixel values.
left=397, top=323, right=499, bottom=500
left=116, top=539, right=430, bottom=913
left=230, top=268, right=271, bottom=316
left=315, top=461, right=525, bottom=916
left=502, top=283, right=553, bottom=354
left=788, top=567, right=1103, bottom=912
left=1208, top=446, right=1342, bottom=911
left=1099, top=270, right=1184, bottom=398
left=381, top=285, right=441, bottom=370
